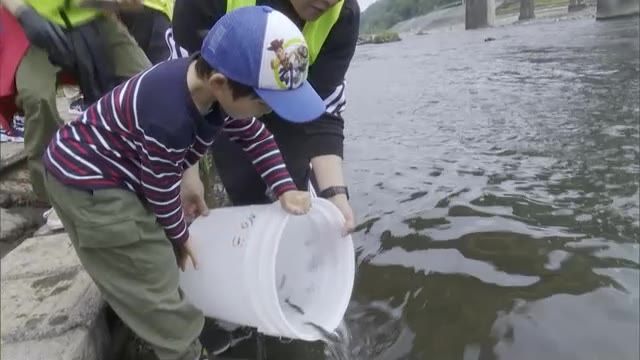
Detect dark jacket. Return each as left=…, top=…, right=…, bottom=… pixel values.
left=59, top=14, right=118, bottom=104
left=18, top=7, right=118, bottom=105
left=172, top=0, right=360, bottom=159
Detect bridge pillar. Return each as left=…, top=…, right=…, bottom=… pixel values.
left=568, top=0, right=587, bottom=12
left=465, top=0, right=496, bottom=29
left=519, top=0, right=535, bottom=20
left=596, top=0, right=640, bottom=18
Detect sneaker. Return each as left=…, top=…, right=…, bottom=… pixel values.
left=68, top=97, right=86, bottom=116
left=43, top=208, right=64, bottom=231
left=0, top=114, right=25, bottom=143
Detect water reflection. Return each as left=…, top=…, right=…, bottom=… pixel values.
left=342, top=15, right=639, bottom=360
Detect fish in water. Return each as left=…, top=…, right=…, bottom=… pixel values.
left=285, top=298, right=305, bottom=315
left=278, top=275, right=286, bottom=290
left=304, top=321, right=340, bottom=343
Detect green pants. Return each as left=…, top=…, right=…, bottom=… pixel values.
left=15, top=16, right=151, bottom=203
left=45, top=174, right=204, bottom=360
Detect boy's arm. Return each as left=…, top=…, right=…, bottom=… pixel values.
left=182, top=134, right=213, bottom=170
left=222, top=117, right=297, bottom=198
left=140, top=144, right=190, bottom=246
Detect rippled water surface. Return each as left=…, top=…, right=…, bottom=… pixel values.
left=230, top=15, right=640, bottom=360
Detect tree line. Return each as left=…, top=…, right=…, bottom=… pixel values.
left=360, top=0, right=461, bottom=33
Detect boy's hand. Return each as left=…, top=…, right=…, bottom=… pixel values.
left=177, top=236, right=199, bottom=271
left=279, top=190, right=311, bottom=215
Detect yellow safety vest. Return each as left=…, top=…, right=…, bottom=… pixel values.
left=143, top=0, right=174, bottom=20
left=226, top=0, right=343, bottom=64
left=26, top=0, right=100, bottom=26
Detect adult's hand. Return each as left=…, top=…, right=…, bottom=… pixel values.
left=310, top=155, right=356, bottom=235
left=328, top=194, right=355, bottom=235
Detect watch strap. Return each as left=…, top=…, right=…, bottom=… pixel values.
left=319, top=186, right=349, bottom=200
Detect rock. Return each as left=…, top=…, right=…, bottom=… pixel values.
left=0, top=208, right=43, bottom=244
left=0, top=143, right=26, bottom=173
left=1, top=234, right=108, bottom=360
left=358, top=32, right=402, bottom=45
left=0, top=326, right=108, bottom=360
left=0, top=162, right=41, bottom=208
left=1, top=234, right=81, bottom=280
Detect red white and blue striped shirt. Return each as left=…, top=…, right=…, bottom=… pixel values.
left=44, top=58, right=296, bottom=246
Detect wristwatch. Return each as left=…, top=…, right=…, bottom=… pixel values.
left=319, top=186, right=349, bottom=200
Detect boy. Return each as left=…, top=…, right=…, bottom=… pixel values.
left=43, top=6, right=325, bottom=360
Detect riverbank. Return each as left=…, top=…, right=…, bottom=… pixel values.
left=0, top=89, right=231, bottom=359
left=391, top=0, right=597, bottom=35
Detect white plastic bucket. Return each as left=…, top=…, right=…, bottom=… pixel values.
left=178, top=197, right=355, bottom=341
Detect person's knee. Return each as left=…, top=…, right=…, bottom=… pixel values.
left=19, top=95, right=60, bottom=158
left=16, top=80, right=54, bottom=113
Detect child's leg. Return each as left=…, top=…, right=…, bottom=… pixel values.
left=45, top=175, right=204, bottom=360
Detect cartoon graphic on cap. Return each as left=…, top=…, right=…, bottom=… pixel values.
left=267, top=38, right=309, bottom=90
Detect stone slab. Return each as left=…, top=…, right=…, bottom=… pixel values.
left=0, top=142, right=26, bottom=172
left=0, top=207, right=43, bottom=243
left=0, top=163, right=40, bottom=208
left=1, top=319, right=109, bottom=360
left=1, top=233, right=107, bottom=360
left=1, top=233, right=81, bottom=281
left=1, top=269, right=103, bottom=343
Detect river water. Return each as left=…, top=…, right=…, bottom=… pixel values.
left=230, top=15, right=640, bottom=360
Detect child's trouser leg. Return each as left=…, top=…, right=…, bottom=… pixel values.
left=45, top=175, right=204, bottom=360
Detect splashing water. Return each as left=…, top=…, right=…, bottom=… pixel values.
left=301, top=301, right=406, bottom=360
left=321, top=321, right=353, bottom=360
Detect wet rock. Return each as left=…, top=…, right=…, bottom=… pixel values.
left=0, top=208, right=43, bottom=244
left=0, top=163, right=40, bottom=208
left=0, top=143, right=26, bottom=172
left=1, top=233, right=107, bottom=360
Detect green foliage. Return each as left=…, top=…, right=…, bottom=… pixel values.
left=361, top=0, right=461, bottom=33
left=360, top=31, right=402, bottom=44
left=199, top=152, right=213, bottom=180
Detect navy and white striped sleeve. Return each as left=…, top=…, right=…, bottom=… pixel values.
left=128, top=82, right=192, bottom=246
left=182, top=116, right=218, bottom=170
left=140, top=137, right=189, bottom=246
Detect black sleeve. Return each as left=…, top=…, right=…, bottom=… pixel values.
left=302, top=0, right=360, bottom=159
left=171, top=0, right=226, bottom=53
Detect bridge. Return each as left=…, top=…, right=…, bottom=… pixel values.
left=465, top=0, right=640, bottom=29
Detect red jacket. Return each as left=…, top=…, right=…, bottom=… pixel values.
left=0, top=7, right=29, bottom=131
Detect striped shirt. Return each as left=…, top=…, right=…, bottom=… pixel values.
left=44, top=57, right=296, bottom=246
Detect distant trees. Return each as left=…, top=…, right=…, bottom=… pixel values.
left=360, top=0, right=461, bottom=33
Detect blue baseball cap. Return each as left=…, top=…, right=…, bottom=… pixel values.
left=201, top=6, right=325, bottom=123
